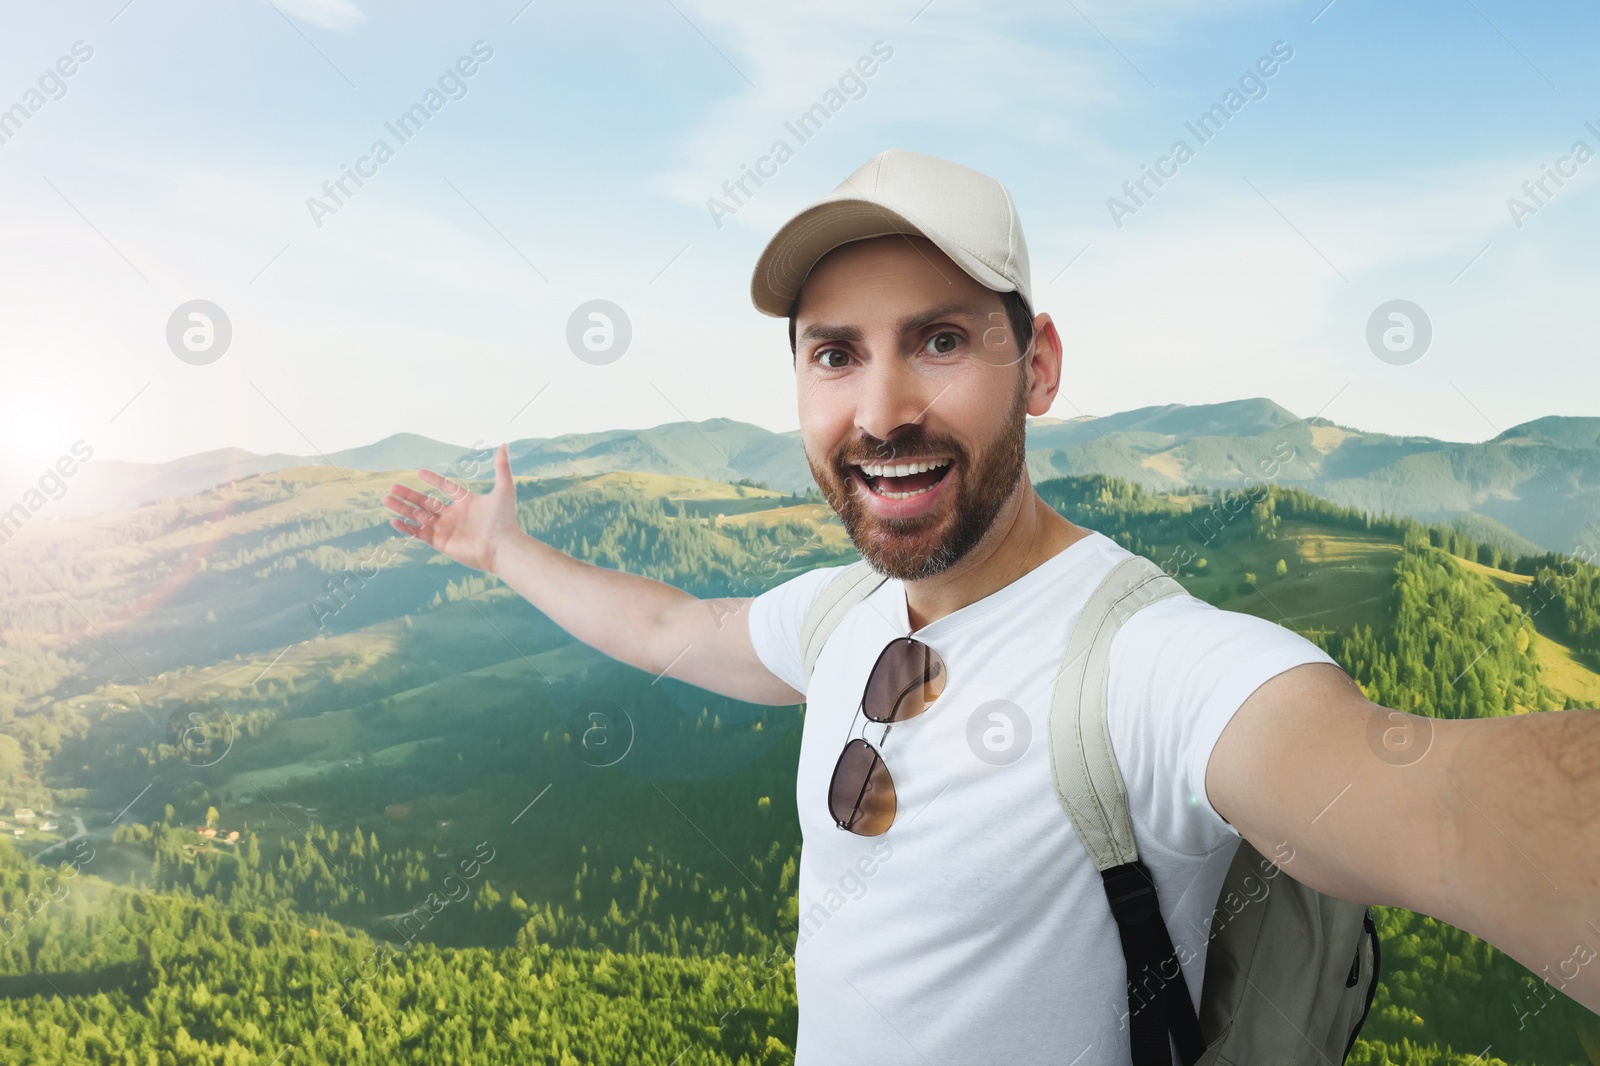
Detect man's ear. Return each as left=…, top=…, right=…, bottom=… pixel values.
left=1025, top=312, right=1062, bottom=416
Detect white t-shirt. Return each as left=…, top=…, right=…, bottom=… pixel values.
left=746, top=529, right=1340, bottom=1066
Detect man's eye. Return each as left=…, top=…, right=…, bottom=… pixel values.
left=815, top=349, right=850, bottom=369
left=924, top=331, right=962, bottom=355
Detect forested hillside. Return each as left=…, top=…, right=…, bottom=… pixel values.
left=0, top=466, right=1596, bottom=1063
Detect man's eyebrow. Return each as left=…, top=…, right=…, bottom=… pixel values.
left=796, top=302, right=987, bottom=346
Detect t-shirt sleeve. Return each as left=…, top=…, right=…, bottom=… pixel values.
left=1106, top=592, right=1341, bottom=856
left=745, top=564, right=855, bottom=698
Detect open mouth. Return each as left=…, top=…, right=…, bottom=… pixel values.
left=850, top=458, right=954, bottom=501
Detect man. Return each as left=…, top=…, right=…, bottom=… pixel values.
left=385, top=149, right=1600, bottom=1064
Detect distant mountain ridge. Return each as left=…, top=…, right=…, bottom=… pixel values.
left=32, top=399, right=1600, bottom=555
left=21, top=434, right=472, bottom=525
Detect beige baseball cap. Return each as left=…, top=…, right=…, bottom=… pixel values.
left=750, top=148, right=1033, bottom=319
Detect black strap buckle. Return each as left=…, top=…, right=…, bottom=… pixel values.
left=1101, top=860, right=1160, bottom=925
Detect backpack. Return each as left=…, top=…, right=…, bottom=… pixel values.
left=797, top=551, right=1381, bottom=1066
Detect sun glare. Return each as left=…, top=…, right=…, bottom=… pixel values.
left=4, top=407, right=67, bottom=471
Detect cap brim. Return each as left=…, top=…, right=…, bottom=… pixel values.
left=750, top=198, right=1018, bottom=318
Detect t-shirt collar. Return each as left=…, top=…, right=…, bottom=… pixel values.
left=888, top=530, right=1108, bottom=640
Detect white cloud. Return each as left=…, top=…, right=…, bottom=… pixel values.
left=649, top=0, right=1129, bottom=232
left=1028, top=159, right=1600, bottom=441
left=9, top=0, right=1593, bottom=462
left=267, top=0, right=365, bottom=31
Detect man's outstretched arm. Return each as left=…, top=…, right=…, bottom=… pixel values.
left=1206, top=662, right=1600, bottom=1014
left=384, top=442, right=805, bottom=708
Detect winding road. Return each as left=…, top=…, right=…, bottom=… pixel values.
left=33, top=814, right=91, bottom=864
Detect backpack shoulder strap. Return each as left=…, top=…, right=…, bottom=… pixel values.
left=1049, top=550, right=1205, bottom=1066
left=1049, top=551, right=1187, bottom=870
left=798, top=560, right=889, bottom=690
left=1051, top=550, right=1383, bottom=1066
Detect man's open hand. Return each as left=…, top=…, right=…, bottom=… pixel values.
left=384, top=441, right=518, bottom=574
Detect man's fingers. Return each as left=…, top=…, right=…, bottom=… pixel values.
left=416, top=468, right=467, bottom=498
left=384, top=493, right=440, bottom=523
left=380, top=489, right=416, bottom=515
left=389, top=516, right=432, bottom=545
left=495, top=441, right=510, bottom=488
left=388, top=483, right=458, bottom=515
left=384, top=491, right=446, bottom=526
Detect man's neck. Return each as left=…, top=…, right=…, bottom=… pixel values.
left=902, top=485, right=1091, bottom=632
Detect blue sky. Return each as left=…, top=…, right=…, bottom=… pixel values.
left=1, top=0, right=1597, bottom=477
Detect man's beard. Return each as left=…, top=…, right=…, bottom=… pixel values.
left=806, top=376, right=1030, bottom=582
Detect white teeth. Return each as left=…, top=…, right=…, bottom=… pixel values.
left=878, top=484, right=937, bottom=500
left=857, top=458, right=951, bottom=478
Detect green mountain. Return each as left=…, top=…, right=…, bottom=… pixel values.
left=505, top=418, right=811, bottom=492
left=47, top=400, right=1600, bottom=557
left=3, top=455, right=1598, bottom=1062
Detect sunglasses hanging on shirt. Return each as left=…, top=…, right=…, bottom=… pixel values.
left=828, top=636, right=948, bottom=836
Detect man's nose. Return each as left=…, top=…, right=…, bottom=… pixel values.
left=855, top=351, right=935, bottom=444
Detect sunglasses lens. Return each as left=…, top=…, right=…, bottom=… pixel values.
left=829, top=738, right=896, bottom=836
left=863, top=637, right=947, bottom=724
